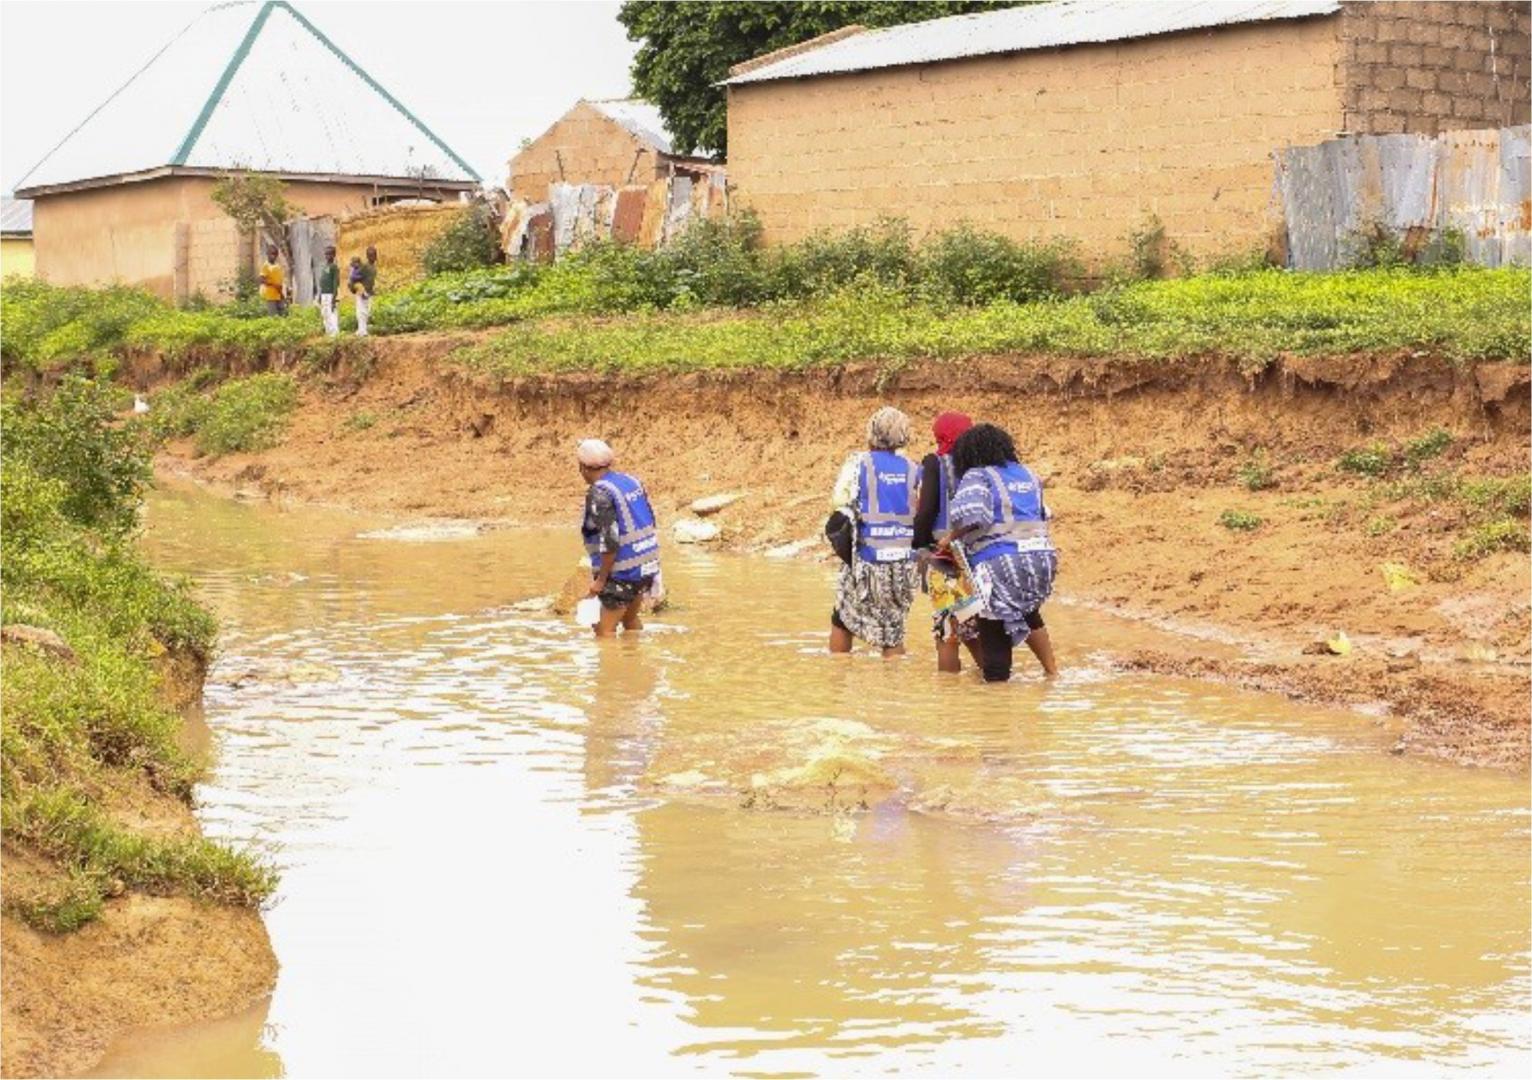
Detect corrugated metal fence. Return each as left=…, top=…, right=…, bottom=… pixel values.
left=501, top=172, right=729, bottom=262
left=1276, top=125, right=1530, bottom=270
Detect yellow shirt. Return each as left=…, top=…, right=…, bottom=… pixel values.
left=260, top=262, right=284, bottom=302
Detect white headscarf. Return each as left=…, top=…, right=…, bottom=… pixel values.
left=865, top=406, right=911, bottom=451
left=576, top=438, right=614, bottom=468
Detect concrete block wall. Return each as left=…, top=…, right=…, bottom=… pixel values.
left=180, top=217, right=245, bottom=301
left=727, top=17, right=1344, bottom=261
left=1338, top=1, right=1531, bottom=135
left=510, top=103, right=662, bottom=203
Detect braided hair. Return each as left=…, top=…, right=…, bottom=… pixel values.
left=950, top=423, right=1019, bottom=478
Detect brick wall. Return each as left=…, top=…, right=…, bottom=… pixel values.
left=727, top=17, right=1344, bottom=260
left=1339, top=1, right=1531, bottom=135
left=510, top=103, right=662, bottom=202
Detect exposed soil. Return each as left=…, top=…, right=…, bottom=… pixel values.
left=151, top=339, right=1530, bottom=769
left=0, top=655, right=277, bottom=1079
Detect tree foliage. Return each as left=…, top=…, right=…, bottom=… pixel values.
left=210, top=171, right=300, bottom=261
left=618, top=1, right=1025, bottom=158
left=421, top=205, right=500, bottom=276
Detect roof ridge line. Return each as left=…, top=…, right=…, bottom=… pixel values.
left=171, top=0, right=274, bottom=166
left=13, top=2, right=243, bottom=190
left=274, top=1, right=481, bottom=182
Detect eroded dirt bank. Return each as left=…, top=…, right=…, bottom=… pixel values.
left=154, top=339, right=1531, bottom=769
left=0, top=657, right=277, bottom=1079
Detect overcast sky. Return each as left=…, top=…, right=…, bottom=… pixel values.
left=0, top=0, right=641, bottom=193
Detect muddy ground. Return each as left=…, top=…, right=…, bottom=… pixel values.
left=0, top=657, right=277, bottom=1079
left=152, top=339, right=1531, bottom=769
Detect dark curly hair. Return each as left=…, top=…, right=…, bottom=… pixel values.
left=950, top=423, right=1019, bottom=478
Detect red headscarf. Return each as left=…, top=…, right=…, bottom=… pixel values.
left=933, top=411, right=973, bottom=456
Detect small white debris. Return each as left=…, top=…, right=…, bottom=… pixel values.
left=672, top=518, right=720, bottom=544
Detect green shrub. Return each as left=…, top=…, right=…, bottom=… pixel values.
left=421, top=204, right=500, bottom=275
left=1218, top=509, right=1264, bottom=531
left=765, top=217, right=916, bottom=299
left=147, top=383, right=214, bottom=440
left=915, top=224, right=1077, bottom=305
left=194, top=373, right=299, bottom=455
left=1459, top=475, right=1532, bottom=517
left=1347, top=221, right=1468, bottom=270
left=1338, top=443, right=1394, bottom=477
left=0, top=378, right=151, bottom=536
left=1402, top=428, right=1453, bottom=467
left=1238, top=451, right=1276, bottom=491
left=0, top=280, right=162, bottom=371
left=1453, top=518, right=1529, bottom=560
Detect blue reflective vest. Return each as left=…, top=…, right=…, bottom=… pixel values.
left=931, top=453, right=959, bottom=540
left=855, top=450, right=917, bottom=563
left=963, top=463, right=1052, bottom=566
left=582, top=471, right=660, bottom=582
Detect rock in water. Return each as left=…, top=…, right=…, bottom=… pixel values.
left=673, top=518, right=720, bottom=544
left=690, top=492, right=745, bottom=516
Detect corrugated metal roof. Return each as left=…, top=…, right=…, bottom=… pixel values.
left=722, top=0, right=1341, bottom=86
left=16, top=1, right=478, bottom=195
left=588, top=99, right=676, bottom=156
left=1, top=197, right=33, bottom=236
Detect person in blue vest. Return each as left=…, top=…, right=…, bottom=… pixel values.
left=578, top=438, right=661, bottom=638
left=828, top=406, right=920, bottom=656
left=937, top=423, right=1060, bottom=682
left=912, top=410, right=984, bottom=674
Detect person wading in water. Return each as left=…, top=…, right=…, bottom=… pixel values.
left=577, top=439, right=661, bottom=637
left=828, top=406, right=920, bottom=657
left=912, top=410, right=985, bottom=674
left=938, top=423, right=1060, bottom=681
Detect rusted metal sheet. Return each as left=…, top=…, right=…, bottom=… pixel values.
left=1276, top=125, right=1531, bottom=270
left=611, top=187, right=647, bottom=244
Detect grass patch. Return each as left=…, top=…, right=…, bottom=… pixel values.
left=452, top=269, right=1530, bottom=378
left=1219, top=509, right=1264, bottom=531
left=5, top=246, right=1527, bottom=378
left=2, top=378, right=274, bottom=932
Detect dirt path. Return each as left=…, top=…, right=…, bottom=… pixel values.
left=154, top=340, right=1530, bottom=769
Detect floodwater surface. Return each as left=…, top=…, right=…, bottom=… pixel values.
left=92, top=483, right=1530, bottom=1077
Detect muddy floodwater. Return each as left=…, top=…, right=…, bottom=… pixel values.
left=93, top=482, right=1529, bottom=1077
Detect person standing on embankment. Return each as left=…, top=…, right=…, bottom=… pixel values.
left=350, top=245, right=378, bottom=336
left=938, top=423, right=1059, bottom=682
left=828, top=406, right=920, bottom=657
left=578, top=439, right=661, bottom=637
left=317, top=245, right=340, bottom=337
left=260, top=245, right=286, bottom=315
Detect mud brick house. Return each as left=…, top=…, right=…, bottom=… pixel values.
left=14, top=0, right=478, bottom=301
left=508, top=99, right=715, bottom=203
left=722, top=0, right=1531, bottom=259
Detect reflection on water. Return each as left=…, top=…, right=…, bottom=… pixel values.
left=91, top=482, right=1531, bottom=1077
